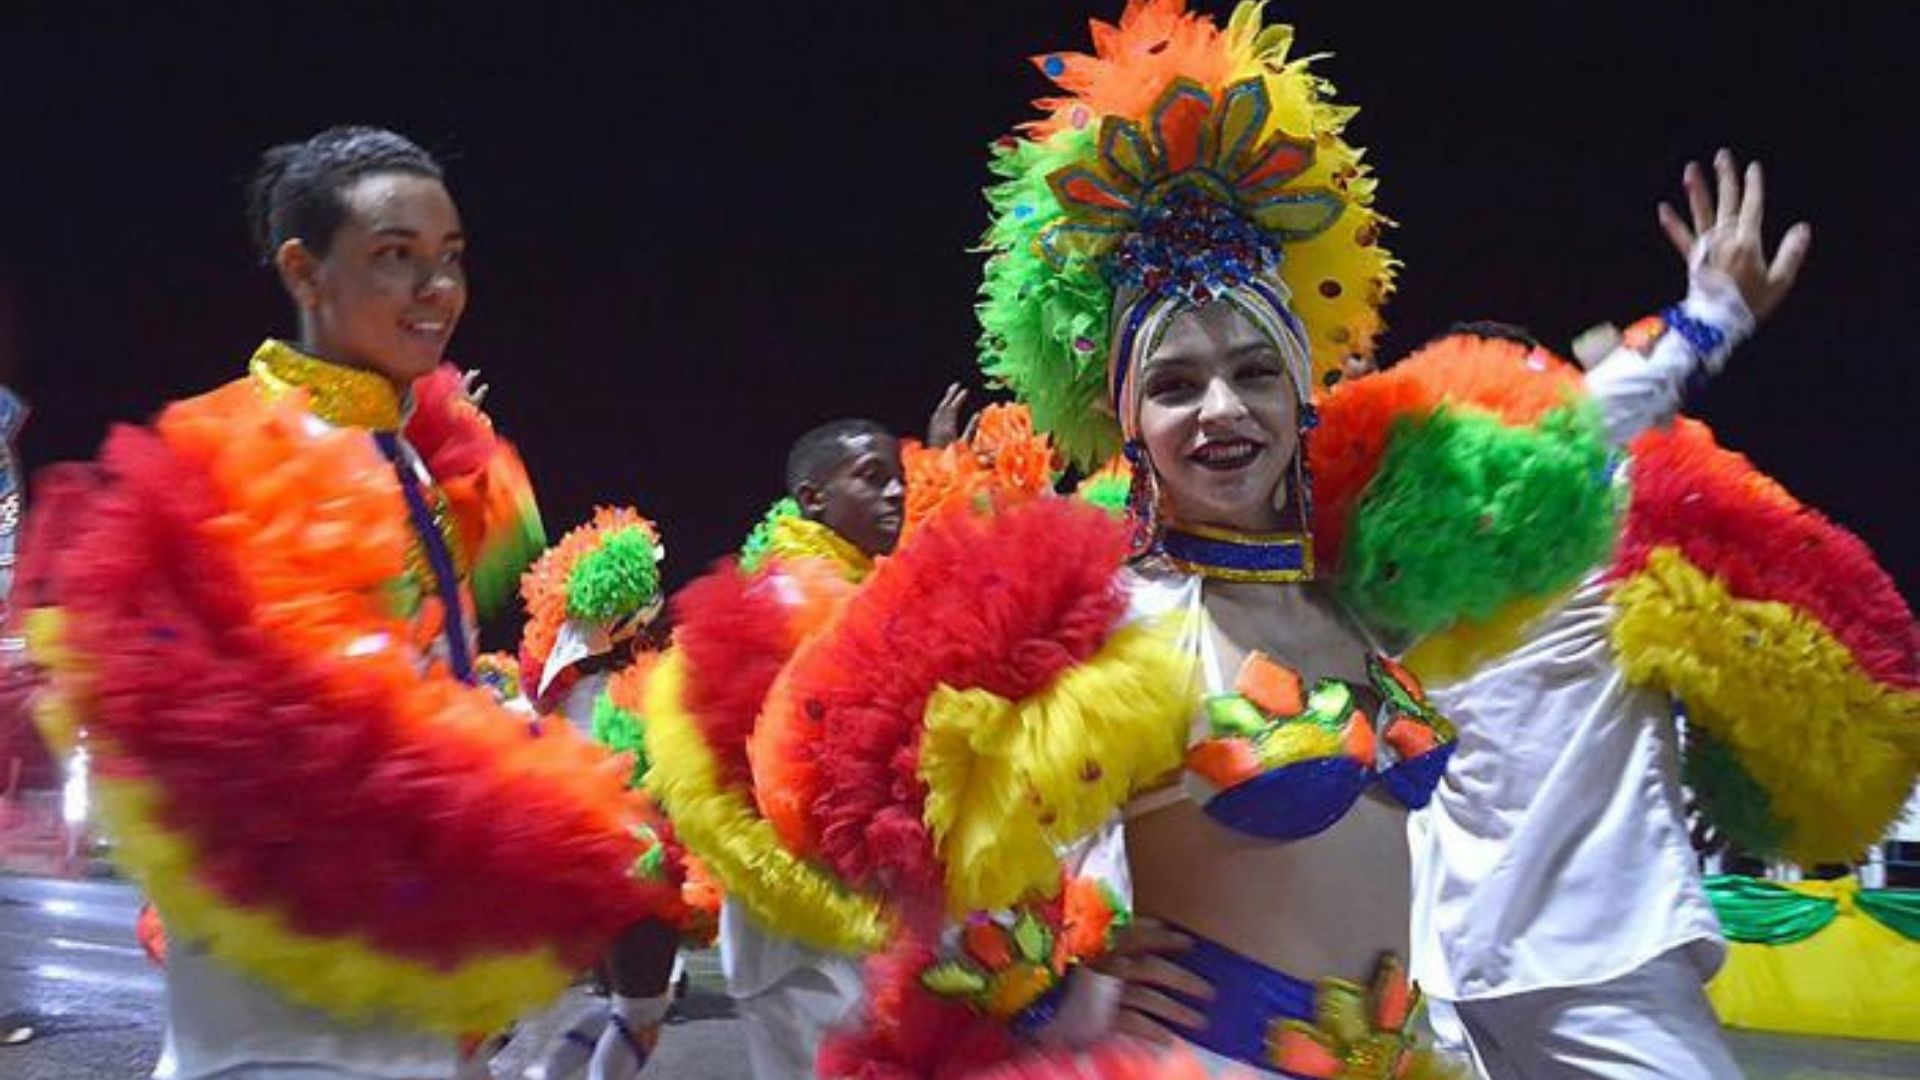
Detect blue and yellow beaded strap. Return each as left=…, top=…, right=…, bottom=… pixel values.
left=1161, top=524, right=1314, bottom=583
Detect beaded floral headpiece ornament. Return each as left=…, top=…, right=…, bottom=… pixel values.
left=975, top=0, right=1397, bottom=571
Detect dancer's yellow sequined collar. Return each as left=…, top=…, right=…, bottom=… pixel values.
left=766, top=515, right=873, bottom=583
left=248, top=339, right=403, bottom=431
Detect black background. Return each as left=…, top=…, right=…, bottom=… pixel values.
left=3, top=1, right=1913, bottom=636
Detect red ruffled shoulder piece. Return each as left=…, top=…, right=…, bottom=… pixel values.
left=29, top=384, right=675, bottom=973
left=405, top=364, right=545, bottom=615
left=671, top=561, right=798, bottom=789
left=1615, top=419, right=1917, bottom=689
left=56, top=424, right=665, bottom=963
left=789, top=498, right=1128, bottom=902
left=404, top=364, right=496, bottom=480
left=9, top=459, right=115, bottom=621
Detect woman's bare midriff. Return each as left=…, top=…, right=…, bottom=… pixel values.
left=1127, top=575, right=1411, bottom=982
left=1129, top=786, right=1411, bottom=980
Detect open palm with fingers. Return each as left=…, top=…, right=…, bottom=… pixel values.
left=1657, top=149, right=1812, bottom=323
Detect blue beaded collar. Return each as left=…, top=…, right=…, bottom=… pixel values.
left=1161, top=524, right=1315, bottom=583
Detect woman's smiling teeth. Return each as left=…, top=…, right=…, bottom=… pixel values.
left=1189, top=438, right=1263, bottom=471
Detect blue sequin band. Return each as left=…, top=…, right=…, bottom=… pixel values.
left=1660, top=306, right=1725, bottom=405
left=1661, top=305, right=1726, bottom=360
left=1162, top=525, right=1314, bottom=582
left=1160, top=928, right=1316, bottom=1069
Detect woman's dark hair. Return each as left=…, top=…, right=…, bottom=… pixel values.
left=245, top=126, right=442, bottom=263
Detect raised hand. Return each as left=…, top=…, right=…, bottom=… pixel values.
left=457, top=367, right=490, bottom=408
left=926, top=382, right=971, bottom=448
left=1656, top=149, right=1812, bottom=323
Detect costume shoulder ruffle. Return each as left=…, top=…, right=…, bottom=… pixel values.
left=405, top=364, right=545, bottom=616
left=1312, top=336, right=1918, bottom=863
left=1609, top=419, right=1918, bottom=863
left=14, top=377, right=679, bottom=1035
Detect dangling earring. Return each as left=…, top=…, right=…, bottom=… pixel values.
left=1122, top=440, right=1160, bottom=559
left=1271, top=461, right=1292, bottom=519
left=1272, top=405, right=1318, bottom=514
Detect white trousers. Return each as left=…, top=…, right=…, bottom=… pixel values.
left=155, top=943, right=480, bottom=1080
left=736, top=964, right=862, bottom=1079
left=1439, top=947, right=1741, bottom=1079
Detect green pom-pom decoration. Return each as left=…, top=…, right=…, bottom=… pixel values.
left=592, top=691, right=649, bottom=790
left=1338, top=403, right=1621, bottom=637
left=739, top=497, right=802, bottom=573
left=977, top=131, right=1117, bottom=471
left=565, top=527, right=660, bottom=622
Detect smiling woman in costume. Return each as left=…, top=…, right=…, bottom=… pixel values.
left=935, top=2, right=1912, bottom=1078
left=616, top=1, right=1908, bottom=1073
left=974, top=6, right=1453, bottom=1070
left=675, top=4, right=1908, bottom=1076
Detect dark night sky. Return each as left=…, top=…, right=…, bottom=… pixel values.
left=3, top=1, right=1914, bottom=632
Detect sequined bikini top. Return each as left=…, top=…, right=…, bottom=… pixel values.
left=1184, top=652, right=1457, bottom=841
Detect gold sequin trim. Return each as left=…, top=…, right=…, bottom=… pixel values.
left=248, top=340, right=403, bottom=431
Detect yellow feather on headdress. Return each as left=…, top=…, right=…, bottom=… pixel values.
left=978, top=1, right=1397, bottom=468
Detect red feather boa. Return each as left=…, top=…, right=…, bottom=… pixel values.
left=403, top=364, right=497, bottom=481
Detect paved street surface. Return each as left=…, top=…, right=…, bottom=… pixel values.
left=3, top=874, right=1914, bottom=1078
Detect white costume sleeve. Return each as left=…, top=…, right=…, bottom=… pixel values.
left=1584, top=238, right=1755, bottom=446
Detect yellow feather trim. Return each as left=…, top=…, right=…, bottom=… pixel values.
left=97, top=778, right=572, bottom=1036
left=1610, top=547, right=1920, bottom=864
left=918, top=620, right=1192, bottom=914
left=766, top=516, right=872, bottom=583
left=28, top=609, right=574, bottom=1035
left=1401, top=587, right=1576, bottom=689
left=642, top=653, right=888, bottom=953
left=23, top=608, right=81, bottom=755
left=1222, top=2, right=1398, bottom=379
